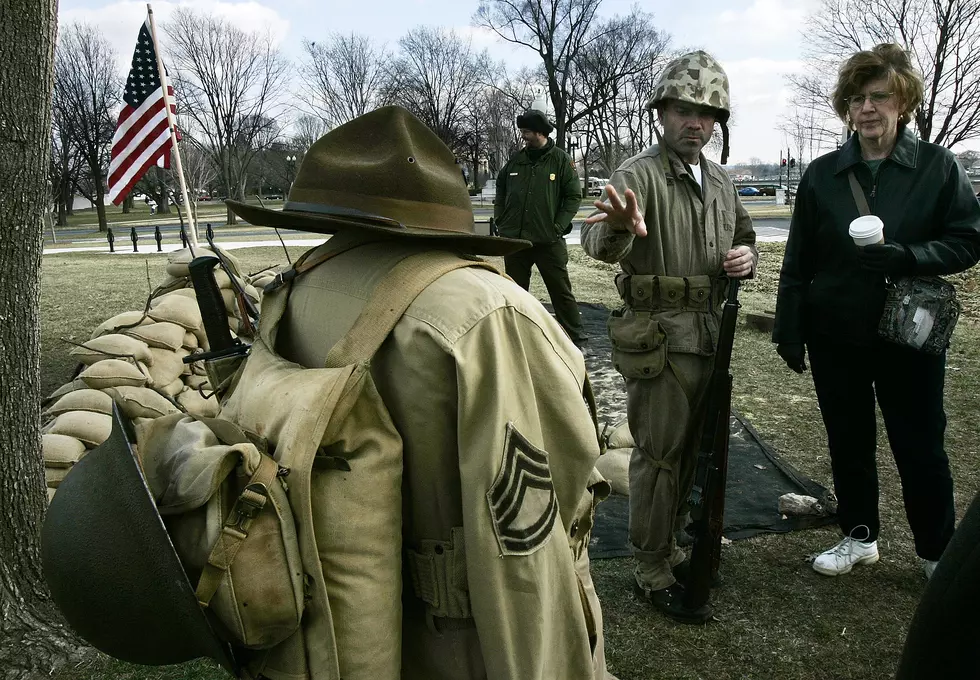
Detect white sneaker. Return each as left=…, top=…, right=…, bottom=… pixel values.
left=812, top=536, right=879, bottom=576
left=923, top=559, right=939, bottom=580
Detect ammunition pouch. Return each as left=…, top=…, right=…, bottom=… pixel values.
left=615, top=274, right=720, bottom=313
left=607, top=310, right=667, bottom=379
left=406, top=527, right=472, bottom=621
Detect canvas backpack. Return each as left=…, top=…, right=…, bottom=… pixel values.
left=140, top=238, right=500, bottom=680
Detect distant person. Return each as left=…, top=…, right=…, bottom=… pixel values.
left=494, top=109, right=587, bottom=350
left=581, top=50, right=757, bottom=622
left=773, top=44, right=980, bottom=578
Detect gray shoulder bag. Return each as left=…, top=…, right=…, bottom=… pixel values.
left=847, top=171, right=960, bottom=354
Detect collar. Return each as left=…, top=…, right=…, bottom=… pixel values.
left=835, top=125, right=919, bottom=175
left=518, top=138, right=555, bottom=163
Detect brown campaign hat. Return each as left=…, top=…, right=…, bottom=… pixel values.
left=226, top=106, right=530, bottom=257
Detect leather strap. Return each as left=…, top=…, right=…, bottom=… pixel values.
left=848, top=171, right=871, bottom=216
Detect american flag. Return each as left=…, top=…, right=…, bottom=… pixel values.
left=106, top=18, right=177, bottom=205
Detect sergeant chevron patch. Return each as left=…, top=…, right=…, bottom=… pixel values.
left=487, top=423, right=558, bottom=556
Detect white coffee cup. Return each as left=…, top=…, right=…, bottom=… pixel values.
left=848, top=215, right=884, bottom=247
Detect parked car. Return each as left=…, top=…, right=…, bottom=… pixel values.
left=738, top=186, right=761, bottom=196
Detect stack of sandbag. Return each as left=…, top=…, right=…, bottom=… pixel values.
left=595, top=419, right=634, bottom=496
left=41, top=246, right=262, bottom=501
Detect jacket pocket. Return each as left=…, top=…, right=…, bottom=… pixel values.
left=607, top=312, right=667, bottom=379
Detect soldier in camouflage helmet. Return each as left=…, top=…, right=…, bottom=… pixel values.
left=647, top=50, right=732, bottom=164
left=580, top=50, right=757, bottom=622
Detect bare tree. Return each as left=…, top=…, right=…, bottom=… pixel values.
left=386, top=26, right=488, bottom=155
left=299, top=33, right=392, bottom=127
left=48, top=125, right=83, bottom=227
left=570, top=12, right=670, bottom=174
left=165, top=9, right=289, bottom=224
left=292, top=113, right=331, bottom=151
left=475, top=0, right=666, bottom=151
left=475, top=0, right=601, bottom=147
left=52, top=23, right=121, bottom=232
left=957, top=149, right=980, bottom=172
left=1, top=0, right=93, bottom=674
left=795, top=0, right=980, bottom=148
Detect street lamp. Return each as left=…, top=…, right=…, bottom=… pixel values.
left=567, top=138, right=581, bottom=191
left=285, top=154, right=298, bottom=200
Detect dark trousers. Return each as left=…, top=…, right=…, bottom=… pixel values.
left=504, top=239, right=585, bottom=343
left=807, top=337, right=954, bottom=560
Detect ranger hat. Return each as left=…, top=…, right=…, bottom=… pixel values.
left=226, top=106, right=530, bottom=256
left=41, top=405, right=239, bottom=674
left=516, top=108, right=555, bottom=136
left=646, top=50, right=733, bottom=163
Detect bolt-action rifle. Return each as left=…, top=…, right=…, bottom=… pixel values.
left=682, top=277, right=741, bottom=619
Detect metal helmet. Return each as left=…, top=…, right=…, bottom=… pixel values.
left=41, top=404, right=239, bottom=675
left=646, top=50, right=731, bottom=123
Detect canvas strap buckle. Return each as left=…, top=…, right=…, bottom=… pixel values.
left=227, top=483, right=269, bottom=536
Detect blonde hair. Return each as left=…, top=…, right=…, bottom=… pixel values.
left=831, top=43, right=923, bottom=126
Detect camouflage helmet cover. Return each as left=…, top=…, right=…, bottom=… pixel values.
left=647, top=50, right=731, bottom=122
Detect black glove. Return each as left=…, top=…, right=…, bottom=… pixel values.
left=776, top=342, right=807, bottom=374
left=857, top=243, right=914, bottom=275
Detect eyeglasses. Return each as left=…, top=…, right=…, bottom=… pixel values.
left=846, top=91, right=894, bottom=109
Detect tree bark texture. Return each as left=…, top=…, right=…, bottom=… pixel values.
left=0, top=0, right=90, bottom=677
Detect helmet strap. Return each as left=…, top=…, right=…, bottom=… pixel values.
left=720, top=123, right=730, bottom=165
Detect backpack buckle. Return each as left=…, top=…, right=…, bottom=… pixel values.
left=227, top=484, right=269, bottom=535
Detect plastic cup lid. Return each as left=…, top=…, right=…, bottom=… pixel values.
left=848, top=215, right=883, bottom=238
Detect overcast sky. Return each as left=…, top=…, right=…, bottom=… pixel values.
left=59, top=0, right=979, bottom=165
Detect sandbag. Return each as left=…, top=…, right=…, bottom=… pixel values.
left=44, top=379, right=89, bottom=405
left=78, top=359, right=148, bottom=390
left=91, top=310, right=150, bottom=339
left=104, top=386, right=181, bottom=419
left=46, top=466, right=70, bottom=489
left=177, top=387, right=220, bottom=418
left=145, top=347, right=189, bottom=388
left=147, top=295, right=202, bottom=331
left=123, top=321, right=186, bottom=351
left=69, top=334, right=154, bottom=367
left=46, top=410, right=113, bottom=448
left=43, top=389, right=113, bottom=418
left=165, top=247, right=219, bottom=278
left=42, top=433, right=87, bottom=468
left=595, top=448, right=630, bottom=496
left=606, top=419, right=635, bottom=450
left=183, top=331, right=200, bottom=350
left=184, top=374, right=210, bottom=391
left=160, top=377, right=186, bottom=398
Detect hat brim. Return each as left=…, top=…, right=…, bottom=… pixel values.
left=226, top=200, right=531, bottom=257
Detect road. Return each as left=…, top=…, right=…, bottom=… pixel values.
left=45, top=214, right=790, bottom=252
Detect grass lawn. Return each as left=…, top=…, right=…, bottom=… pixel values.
left=41, top=241, right=979, bottom=680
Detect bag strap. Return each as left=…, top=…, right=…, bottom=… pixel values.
left=195, top=453, right=280, bottom=608
left=848, top=171, right=871, bottom=216
left=323, top=250, right=500, bottom=368
left=257, top=235, right=383, bottom=348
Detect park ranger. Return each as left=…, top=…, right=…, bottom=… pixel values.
left=581, top=51, right=757, bottom=622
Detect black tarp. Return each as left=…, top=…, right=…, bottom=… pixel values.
left=545, top=302, right=837, bottom=559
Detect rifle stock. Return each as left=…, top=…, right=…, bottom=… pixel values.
left=683, top=278, right=740, bottom=613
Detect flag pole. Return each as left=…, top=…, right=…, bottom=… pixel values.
left=146, top=3, right=198, bottom=248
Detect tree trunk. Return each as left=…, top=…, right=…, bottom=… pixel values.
left=94, top=185, right=107, bottom=233
left=159, top=190, right=171, bottom=215
left=0, top=0, right=91, bottom=676
left=121, top=193, right=133, bottom=214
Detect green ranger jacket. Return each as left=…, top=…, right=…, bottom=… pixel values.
left=494, top=139, right=582, bottom=244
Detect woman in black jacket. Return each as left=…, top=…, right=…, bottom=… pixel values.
left=773, top=44, right=980, bottom=579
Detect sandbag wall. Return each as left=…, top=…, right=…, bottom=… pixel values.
left=40, top=247, right=276, bottom=501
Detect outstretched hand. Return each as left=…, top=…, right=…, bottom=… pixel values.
left=584, top=185, right=648, bottom=237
